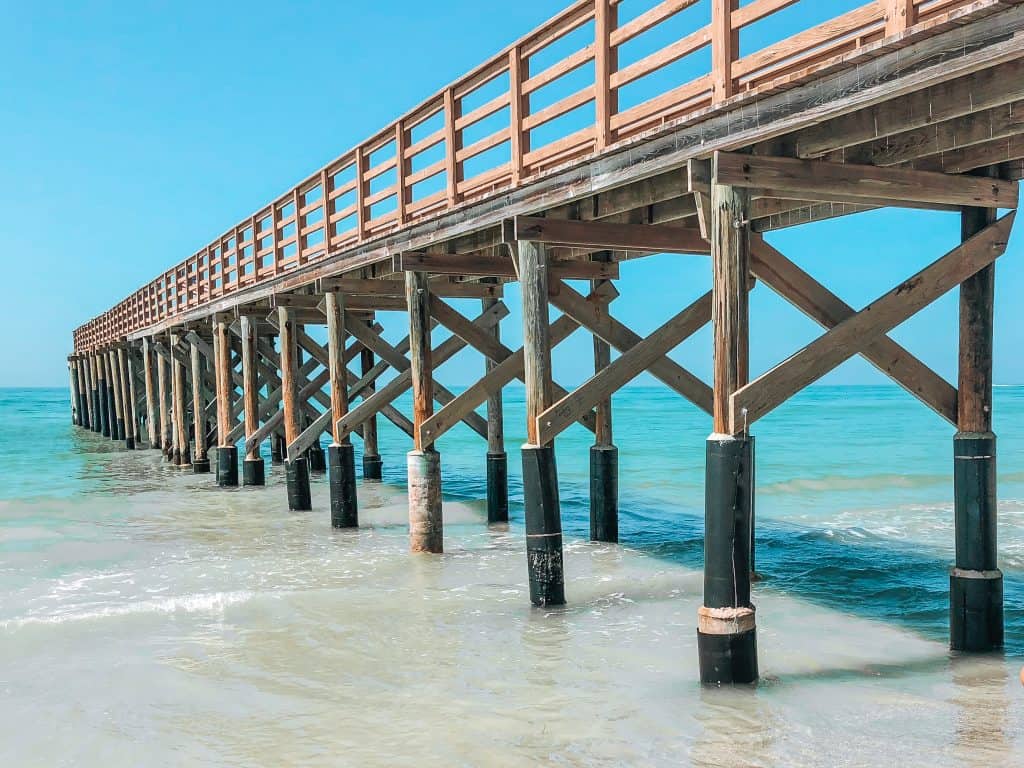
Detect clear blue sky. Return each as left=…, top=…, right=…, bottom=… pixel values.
left=2, top=0, right=1021, bottom=393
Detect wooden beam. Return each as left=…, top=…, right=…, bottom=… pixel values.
left=793, top=59, right=1024, bottom=158
left=913, top=134, right=1024, bottom=176
left=548, top=280, right=714, bottom=414
left=713, top=151, right=1019, bottom=209
left=513, top=216, right=710, bottom=254
left=731, top=212, right=1016, bottom=431
left=318, top=277, right=503, bottom=299
left=394, top=251, right=619, bottom=280
left=536, top=291, right=712, bottom=445
left=831, top=99, right=1024, bottom=168
left=748, top=235, right=957, bottom=424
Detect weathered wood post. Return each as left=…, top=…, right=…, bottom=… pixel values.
left=97, top=350, right=111, bottom=438
left=69, top=358, right=82, bottom=426
left=88, top=354, right=101, bottom=433
left=240, top=315, right=265, bottom=486
left=590, top=255, right=618, bottom=542
left=699, top=173, right=758, bottom=685
left=406, top=270, right=443, bottom=552
left=279, top=306, right=312, bottom=510
left=326, top=291, right=358, bottom=527
left=214, top=316, right=239, bottom=486
left=117, top=346, right=136, bottom=449
left=189, top=339, right=211, bottom=473
left=109, top=350, right=124, bottom=441
left=483, top=283, right=509, bottom=524
left=519, top=239, right=565, bottom=606
left=170, top=332, right=191, bottom=466
left=951, top=194, right=1003, bottom=652
left=157, top=345, right=171, bottom=458
left=142, top=338, right=158, bottom=449
left=271, top=433, right=284, bottom=464
left=360, top=333, right=383, bottom=481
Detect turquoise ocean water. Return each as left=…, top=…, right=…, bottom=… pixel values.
left=1, top=385, right=1022, bottom=765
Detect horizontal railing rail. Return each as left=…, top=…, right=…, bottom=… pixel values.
left=74, top=0, right=980, bottom=351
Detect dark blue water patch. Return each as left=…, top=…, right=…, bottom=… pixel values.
left=439, top=467, right=1024, bottom=657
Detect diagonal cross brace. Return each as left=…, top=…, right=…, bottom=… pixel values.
left=748, top=235, right=959, bottom=425
left=335, top=303, right=508, bottom=442
left=345, top=316, right=490, bottom=439
left=424, top=294, right=602, bottom=446
left=536, top=291, right=712, bottom=445
left=548, top=280, right=714, bottom=414
left=731, top=212, right=1015, bottom=432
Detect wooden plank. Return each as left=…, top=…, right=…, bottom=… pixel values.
left=548, top=280, right=714, bottom=413
left=711, top=180, right=750, bottom=434
left=912, top=134, right=1024, bottom=175
left=537, top=291, right=712, bottom=444
left=318, top=277, right=503, bottom=299
left=713, top=150, right=1019, bottom=208
left=831, top=98, right=1024, bottom=167
left=794, top=58, right=1024, bottom=158
left=748, top=235, right=958, bottom=423
left=395, top=250, right=619, bottom=280
left=514, top=216, right=710, bottom=254
left=731, top=211, right=1015, bottom=431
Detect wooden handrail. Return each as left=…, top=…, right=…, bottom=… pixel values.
left=72, top=0, right=981, bottom=351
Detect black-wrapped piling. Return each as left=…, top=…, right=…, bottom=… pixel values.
left=329, top=444, right=358, bottom=528
left=522, top=445, right=565, bottom=607
left=589, top=444, right=618, bottom=543
left=286, top=457, right=312, bottom=511
left=486, top=452, right=509, bottom=524
left=217, top=445, right=239, bottom=487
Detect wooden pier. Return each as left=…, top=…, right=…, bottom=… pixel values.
left=69, top=0, right=1023, bottom=684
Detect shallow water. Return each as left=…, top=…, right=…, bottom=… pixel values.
left=1, top=386, right=1022, bottom=766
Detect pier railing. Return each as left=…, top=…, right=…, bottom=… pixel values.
left=74, top=0, right=976, bottom=352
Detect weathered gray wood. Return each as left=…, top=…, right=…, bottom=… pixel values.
left=959, top=195, right=998, bottom=433
left=749, top=235, right=958, bottom=424
left=538, top=292, right=712, bottom=445
left=406, top=271, right=434, bottom=451
left=395, top=251, right=619, bottom=281
left=188, top=341, right=207, bottom=463
left=319, top=277, right=503, bottom=299
left=325, top=292, right=350, bottom=446
left=548, top=280, right=714, bottom=414
left=714, top=151, right=1019, bottom=209
left=518, top=241, right=553, bottom=446
left=514, top=216, right=710, bottom=254
left=711, top=179, right=750, bottom=434
left=732, top=211, right=1016, bottom=430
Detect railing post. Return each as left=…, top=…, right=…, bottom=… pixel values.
left=595, top=0, right=617, bottom=150
left=712, top=0, right=738, bottom=103
left=396, top=121, right=408, bottom=225
left=509, top=46, right=526, bottom=184
left=355, top=146, right=368, bottom=241
left=884, top=0, right=915, bottom=36
left=444, top=87, right=461, bottom=206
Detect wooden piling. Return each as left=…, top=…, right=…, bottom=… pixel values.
left=156, top=346, right=171, bottom=458
left=240, top=315, right=265, bottom=485
left=951, top=181, right=1003, bottom=652
left=326, top=291, right=358, bottom=527
left=483, top=281, right=508, bottom=525
left=699, top=178, right=758, bottom=685
left=214, top=316, right=239, bottom=486
left=590, top=254, right=618, bottom=543
left=97, top=350, right=111, bottom=438
left=279, top=306, right=311, bottom=510
left=190, top=340, right=211, bottom=473
left=142, top=338, right=158, bottom=449
left=360, top=334, right=383, bottom=481
left=406, top=270, right=443, bottom=552
left=170, top=333, right=190, bottom=466
left=69, top=358, right=82, bottom=426
left=117, top=346, right=136, bottom=449
left=88, top=354, right=100, bottom=433
left=519, top=239, right=565, bottom=606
